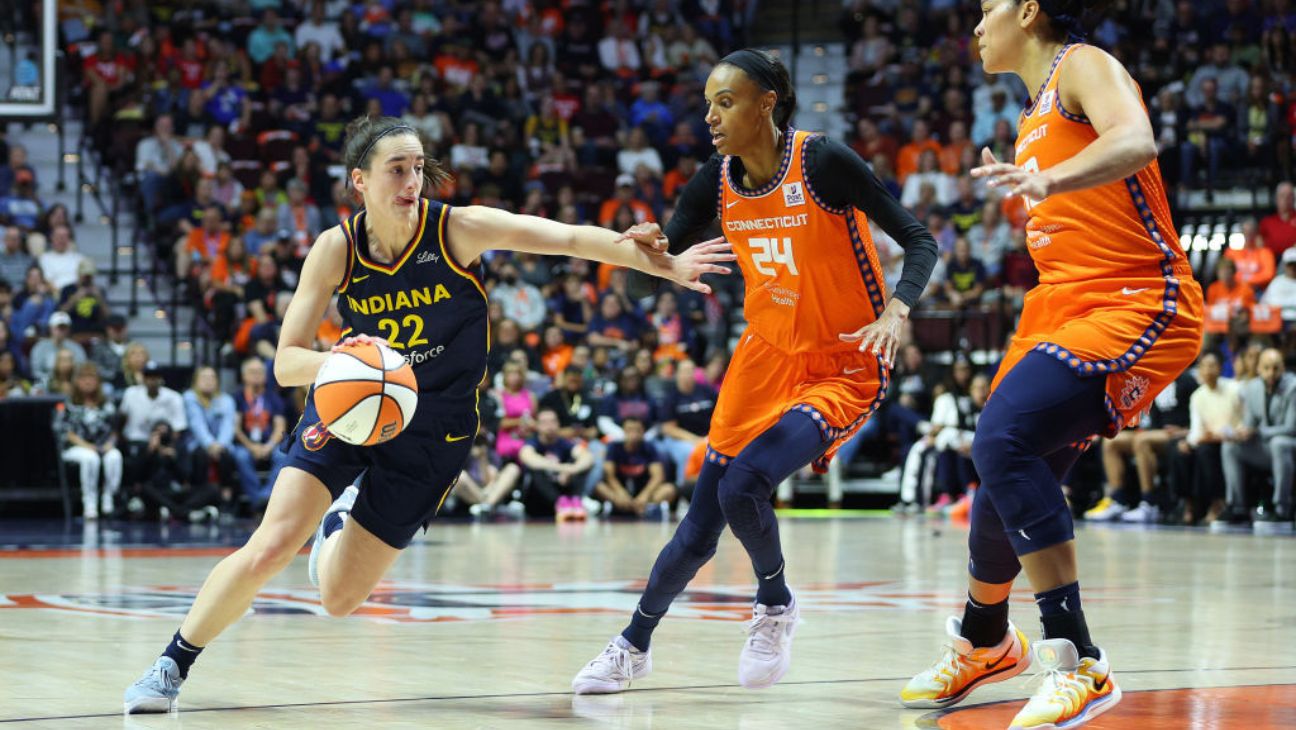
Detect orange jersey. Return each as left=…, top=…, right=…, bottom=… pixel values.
left=720, top=129, right=888, bottom=354
left=996, top=44, right=1204, bottom=435
left=708, top=130, right=889, bottom=467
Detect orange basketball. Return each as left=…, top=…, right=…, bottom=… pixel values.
left=313, top=341, right=418, bottom=446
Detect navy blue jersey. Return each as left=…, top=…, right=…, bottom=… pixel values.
left=608, top=440, right=662, bottom=493
left=336, top=200, right=488, bottom=399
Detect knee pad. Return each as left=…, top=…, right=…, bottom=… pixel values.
left=970, top=422, right=1015, bottom=485
left=716, top=459, right=773, bottom=526
left=673, top=512, right=722, bottom=560
left=967, top=489, right=1021, bottom=584
left=1004, top=503, right=1075, bottom=556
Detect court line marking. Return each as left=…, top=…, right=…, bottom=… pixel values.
left=4, top=672, right=1295, bottom=723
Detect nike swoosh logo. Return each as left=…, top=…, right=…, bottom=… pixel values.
left=445, top=433, right=472, bottom=443
left=1120, top=287, right=1148, bottom=295
left=726, top=200, right=740, bottom=208
left=843, top=366, right=868, bottom=375
left=984, top=643, right=1015, bottom=671
left=1092, top=674, right=1109, bottom=692
left=352, top=274, right=370, bottom=283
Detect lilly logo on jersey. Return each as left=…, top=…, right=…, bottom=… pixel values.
left=347, top=285, right=452, bottom=315
left=416, top=251, right=440, bottom=265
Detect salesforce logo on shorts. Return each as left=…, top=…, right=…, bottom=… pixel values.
left=404, top=345, right=447, bottom=365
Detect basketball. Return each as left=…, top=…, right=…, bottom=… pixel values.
left=313, top=342, right=418, bottom=446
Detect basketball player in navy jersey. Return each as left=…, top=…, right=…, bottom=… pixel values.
left=124, top=116, right=734, bottom=713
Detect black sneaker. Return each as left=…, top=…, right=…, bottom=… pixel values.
left=1210, top=504, right=1251, bottom=531
left=1252, top=504, right=1288, bottom=522
left=1253, top=504, right=1294, bottom=534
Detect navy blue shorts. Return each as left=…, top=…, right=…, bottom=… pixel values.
left=283, top=388, right=478, bottom=549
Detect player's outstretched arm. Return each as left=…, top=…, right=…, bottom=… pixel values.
left=272, top=227, right=348, bottom=387
left=446, top=205, right=736, bottom=294
left=973, top=46, right=1157, bottom=201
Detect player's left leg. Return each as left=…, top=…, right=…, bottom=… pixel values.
left=718, top=410, right=833, bottom=689
left=316, top=508, right=403, bottom=617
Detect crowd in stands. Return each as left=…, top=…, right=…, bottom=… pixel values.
left=1, top=1, right=1295, bottom=528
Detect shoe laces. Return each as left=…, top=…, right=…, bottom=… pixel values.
left=587, top=641, right=636, bottom=686
left=1024, top=665, right=1086, bottom=715
left=744, top=609, right=794, bottom=658
left=136, top=660, right=180, bottom=693
left=930, top=644, right=973, bottom=689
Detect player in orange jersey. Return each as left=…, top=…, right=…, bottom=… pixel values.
left=573, top=49, right=938, bottom=694
left=900, top=3, right=1204, bottom=728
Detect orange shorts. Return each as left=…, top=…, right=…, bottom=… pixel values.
left=707, top=330, right=886, bottom=472
left=993, top=269, right=1204, bottom=437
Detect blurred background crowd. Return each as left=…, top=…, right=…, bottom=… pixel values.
left=1, top=0, right=1295, bottom=531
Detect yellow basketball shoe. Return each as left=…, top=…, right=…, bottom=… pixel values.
left=1009, top=639, right=1122, bottom=729
left=900, top=616, right=1031, bottom=709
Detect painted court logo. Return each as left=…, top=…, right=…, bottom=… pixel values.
left=0, top=581, right=1155, bottom=624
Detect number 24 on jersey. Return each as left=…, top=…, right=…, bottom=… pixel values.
left=748, top=237, right=799, bottom=276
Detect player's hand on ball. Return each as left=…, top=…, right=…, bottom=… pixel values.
left=652, top=237, right=736, bottom=294
left=840, top=299, right=910, bottom=367
left=332, top=333, right=391, bottom=352
left=616, top=221, right=670, bottom=253
left=972, top=147, right=1053, bottom=201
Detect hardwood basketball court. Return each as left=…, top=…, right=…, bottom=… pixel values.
left=1, top=515, right=1293, bottom=728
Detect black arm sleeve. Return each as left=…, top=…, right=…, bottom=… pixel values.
left=627, top=155, right=722, bottom=299
left=663, top=154, right=722, bottom=253
left=805, top=136, right=938, bottom=309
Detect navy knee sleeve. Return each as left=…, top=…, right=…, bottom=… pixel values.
left=967, top=486, right=1021, bottom=584
left=638, top=459, right=727, bottom=616
left=717, top=460, right=774, bottom=538
left=718, top=411, right=830, bottom=577
left=972, top=352, right=1107, bottom=556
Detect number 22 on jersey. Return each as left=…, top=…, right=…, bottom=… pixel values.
left=377, top=314, right=429, bottom=350
left=748, top=237, right=799, bottom=277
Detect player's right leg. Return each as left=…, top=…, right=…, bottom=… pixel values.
left=903, top=354, right=1106, bottom=711
left=124, top=468, right=333, bottom=713
left=901, top=488, right=1030, bottom=708
left=572, top=457, right=728, bottom=694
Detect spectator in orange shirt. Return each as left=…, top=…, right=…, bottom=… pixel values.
left=210, top=235, right=254, bottom=289
left=1259, top=182, right=1296, bottom=260
left=939, top=120, right=973, bottom=175
left=896, top=119, right=942, bottom=183
left=598, top=174, right=655, bottom=227
left=315, top=297, right=344, bottom=350
left=175, top=206, right=230, bottom=279
left=663, top=155, right=698, bottom=200
left=1207, top=258, right=1255, bottom=311
left=434, top=42, right=479, bottom=91
left=1224, top=219, right=1275, bottom=290
left=849, top=118, right=898, bottom=172
left=540, top=325, right=574, bottom=379
left=206, top=236, right=255, bottom=340
left=1206, top=257, right=1256, bottom=349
